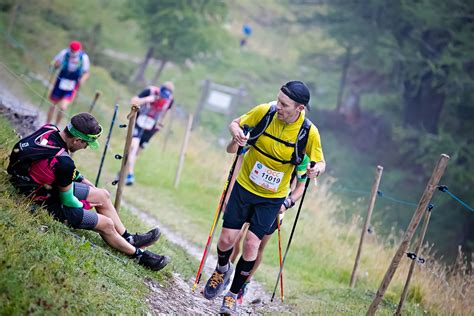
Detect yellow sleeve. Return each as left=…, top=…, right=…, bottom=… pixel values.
left=239, top=103, right=271, bottom=128
left=306, top=125, right=324, bottom=163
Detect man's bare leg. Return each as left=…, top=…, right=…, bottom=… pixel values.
left=93, top=213, right=135, bottom=255
left=87, top=186, right=126, bottom=234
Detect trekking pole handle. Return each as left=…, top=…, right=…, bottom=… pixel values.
left=237, top=124, right=250, bottom=155
left=301, top=161, right=317, bottom=179
left=305, top=161, right=317, bottom=188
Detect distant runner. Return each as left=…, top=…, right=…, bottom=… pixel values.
left=46, top=41, right=90, bottom=125
left=125, top=81, right=175, bottom=185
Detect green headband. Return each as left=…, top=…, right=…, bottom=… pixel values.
left=67, top=122, right=102, bottom=149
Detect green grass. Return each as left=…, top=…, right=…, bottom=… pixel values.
left=0, top=118, right=197, bottom=314
left=0, top=3, right=470, bottom=314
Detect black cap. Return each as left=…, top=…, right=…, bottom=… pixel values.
left=280, top=81, right=311, bottom=111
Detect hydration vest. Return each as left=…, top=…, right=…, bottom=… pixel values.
left=148, top=86, right=171, bottom=114
left=7, top=125, right=67, bottom=195
left=246, top=103, right=312, bottom=166
left=60, top=51, right=84, bottom=79
left=137, top=86, right=173, bottom=129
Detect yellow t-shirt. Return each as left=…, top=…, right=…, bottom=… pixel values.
left=236, top=102, right=324, bottom=198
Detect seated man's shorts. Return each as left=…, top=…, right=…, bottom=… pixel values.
left=223, top=181, right=285, bottom=240
left=45, top=182, right=98, bottom=230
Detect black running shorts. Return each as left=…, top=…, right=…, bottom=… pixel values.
left=223, top=181, right=285, bottom=239
left=44, top=182, right=98, bottom=230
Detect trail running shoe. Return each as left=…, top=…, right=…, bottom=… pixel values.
left=125, top=173, right=135, bottom=186
left=126, top=227, right=161, bottom=248
left=136, top=250, right=170, bottom=271
left=219, top=292, right=238, bottom=315
left=203, top=264, right=234, bottom=300
left=236, top=280, right=250, bottom=304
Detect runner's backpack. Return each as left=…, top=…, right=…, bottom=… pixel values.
left=246, top=102, right=312, bottom=166
left=62, top=51, right=84, bottom=77
left=7, top=125, right=66, bottom=191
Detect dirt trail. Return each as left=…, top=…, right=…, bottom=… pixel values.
left=125, top=202, right=291, bottom=314
left=0, top=74, right=291, bottom=315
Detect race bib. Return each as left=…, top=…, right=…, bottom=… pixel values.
left=249, top=161, right=283, bottom=192
left=136, top=115, right=156, bottom=130
left=58, top=79, right=76, bottom=91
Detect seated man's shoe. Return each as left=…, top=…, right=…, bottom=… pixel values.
left=136, top=250, right=170, bottom=271
left=126, top=227, right=161, bottom=248
left=202, top=263, right=234, bottom=300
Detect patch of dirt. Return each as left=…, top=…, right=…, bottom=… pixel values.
left=126, top=202, right=292, bottom=315
left=0, top=103, right=38, bottom=137
left=0, top=71, right=45, bottom=136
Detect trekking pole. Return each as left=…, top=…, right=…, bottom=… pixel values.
left=192, top=125, right=250, bottom=292
left=88, top=90, right=102, bottom=113
left=271, top=161, right=316, bottom=302
left=276, top=213, right=284, bottom=301
left=95, top=102, right=119, bottom=187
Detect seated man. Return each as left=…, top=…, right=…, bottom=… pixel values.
left=7, top=112, right=170, bottom=271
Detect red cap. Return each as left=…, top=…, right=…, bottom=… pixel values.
left=69, top=41, right=82, bottom=52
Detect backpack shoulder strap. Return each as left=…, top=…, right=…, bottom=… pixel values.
left=291, top=118, right=312, bottom=165
left=62, top=51, right=70, bottom=70
left=247, top=103, right=277, bottom=146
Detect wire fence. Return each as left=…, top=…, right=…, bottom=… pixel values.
left=330, top=183, right=472, bottom=214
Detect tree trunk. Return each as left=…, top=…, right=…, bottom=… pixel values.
left=86, top=23, right=102, bottom=60
left=132, top=47, right=154, bottom=84
left=336, top=46, right=352, bottom=112
left=150, top=59, right=167, bottom=86
left=7, top=0, right=22, bottom=37
left=339, top=89, right=361, bottom=123
left=403, top=71, right=445, bottom=134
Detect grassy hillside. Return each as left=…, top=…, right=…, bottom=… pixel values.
left=0, top=117, right=197, bottom=314
left=0, top=1, right=472, bottom=315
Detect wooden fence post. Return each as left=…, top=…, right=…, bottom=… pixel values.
left=161, top=106, right=175, bottom=153
left=395, top=206, right=433, bottom=315
left=366, top=154, right=449, bottom=315
left=350, top=165, right=383, bottom=287
left=192, top=79, right=210, bottom=130
left=88, top=90, right=101, bottom=113
left=174, top=113, right=194, bottom=188
left=114, top=104, right=139, bottom=211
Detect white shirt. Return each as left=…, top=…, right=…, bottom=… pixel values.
left=53, top=48, right=90, bottom=73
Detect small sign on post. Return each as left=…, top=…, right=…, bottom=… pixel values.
left=193, top=80, right=246, bottom=132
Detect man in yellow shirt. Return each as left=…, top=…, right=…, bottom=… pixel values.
left=202, top=81, right=325, bottom=314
